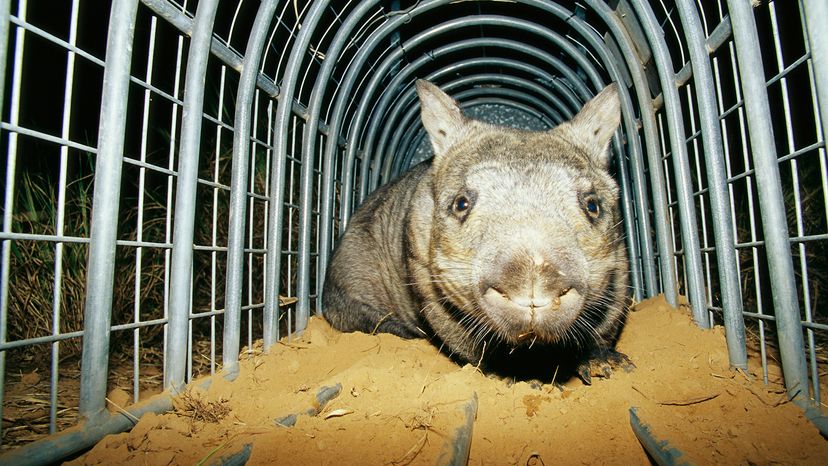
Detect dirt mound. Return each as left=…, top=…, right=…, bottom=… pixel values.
left=70, top=295, right=828, bottom=465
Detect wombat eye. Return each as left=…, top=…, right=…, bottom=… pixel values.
left=454, top=196, right=470, bottom=212
left=583, top=196, right=601, bottom=218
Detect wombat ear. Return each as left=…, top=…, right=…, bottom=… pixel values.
left=416, top=80, right=468, bottom=158
left=561, top=83, right=621, bottom=168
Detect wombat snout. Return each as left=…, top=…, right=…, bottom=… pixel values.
left=479, top=248, right=586, bottom=334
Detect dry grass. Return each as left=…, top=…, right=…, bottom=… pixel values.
left=173, top=390, right=231, bottom=427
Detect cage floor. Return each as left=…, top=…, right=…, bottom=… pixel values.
left=69, top=297, right=828, bottom=465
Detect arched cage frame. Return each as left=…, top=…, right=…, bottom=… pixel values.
left=0, top=0, right=826, bottom=462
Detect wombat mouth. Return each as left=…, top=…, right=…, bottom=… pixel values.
left=479, top=286, right=585, bottom=343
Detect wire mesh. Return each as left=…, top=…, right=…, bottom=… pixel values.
left=0, top=0, right=825, bottom=459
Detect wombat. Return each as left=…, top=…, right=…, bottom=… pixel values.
left=323, top=80, right=631, bottom=383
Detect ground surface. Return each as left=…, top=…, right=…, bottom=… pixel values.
left=70, top=295, right=828, bottom=465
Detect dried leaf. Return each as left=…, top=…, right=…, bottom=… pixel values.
left=323, top=408, right=354, bottom=420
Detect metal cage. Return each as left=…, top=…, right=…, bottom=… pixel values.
left=0, top=0, right=826, bottom=463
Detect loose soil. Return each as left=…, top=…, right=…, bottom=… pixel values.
left=70, top=295, right=828, bottom=465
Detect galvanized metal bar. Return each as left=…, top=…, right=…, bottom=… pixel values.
left=50, top=0, right=81, bottom=432
left=707, top=15, right=732, bottom=54
left=78, top=0, right=139, bottom=424
left=0, top=0, right=8, bottom=116
left=0, top=0, right=16, bottom=444
left=134, top=4, right=158, bottom=406
left=628, top=0, right=709, bottom=326
left=768, top=2, right=818, bottom=403
left=164, top=0, right=219, bottom=391
left=224, top=0, right=278, bottom=361
left=674, top=0, right=746, bottom=368
left=162, top=15, right=185, bottom=382
left=726, top=0, right=809, bottom=403
left=273, top=0, right=331, bottom=336
left=629, top=408, right=691, bottom=466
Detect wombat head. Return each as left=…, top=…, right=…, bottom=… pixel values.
left=415, top=80, right=626, bottom=352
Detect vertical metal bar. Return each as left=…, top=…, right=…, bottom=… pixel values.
left=161, top=16, right=186, bottom=387
left=726, top=0, right=809, bottom=403
left=613, top=127, right=645, bottom=303
left=50, top=0, right=81, bottom=432
left=674, top=0, right=747, bottom=368
left=135, top=12, right=159, bottom=402
left=164, top=0, right=219, bottom=392
left=718, top=33, right=769, bottom=381
left=0, top=0, right=8, bottom=116
left=769, top=2, right=817, bottom=403
left=225, top=0, right=278, bottom=362
left=629, top=0, right=710, bottom=327
left=0, top=0, right=16, bottom=444
left=78, top=0, right=139, bottom=424
left=801, top=0, right=828, bottom=149
left=278, top=0, right=330, bottom=336
left=208, top=66, right=226, bottom=380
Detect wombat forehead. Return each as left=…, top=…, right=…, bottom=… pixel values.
left=475, top=130, right=592, bottom=163
left=460, top=159, right=595, bottom=192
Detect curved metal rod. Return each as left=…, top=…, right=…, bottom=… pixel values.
left=673, top=0, right=746, bottom=367
left=626, top=0, right=708, bottom=326
left=268, top=0, right=332, bottom=334
left=725, top=0, right=809, bottom=405
left=223, top=0, right=279, bottom=361
left=79, top=0, right=141, bottom=422
left=304, top=0, right=385, bottom=314
left=164, top=0, right=221, bottom=390
left=583, top=0, right=670, bottom=303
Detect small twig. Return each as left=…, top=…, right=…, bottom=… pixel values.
left=657, top=393, right=720, bottom=406
left=104, top=397, right=140, bottom=423
left=277, top=341, right=311, bottom=350
left=631, top=385, right=651, bottom=401
left=393, top=430, right=429, bottom=465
